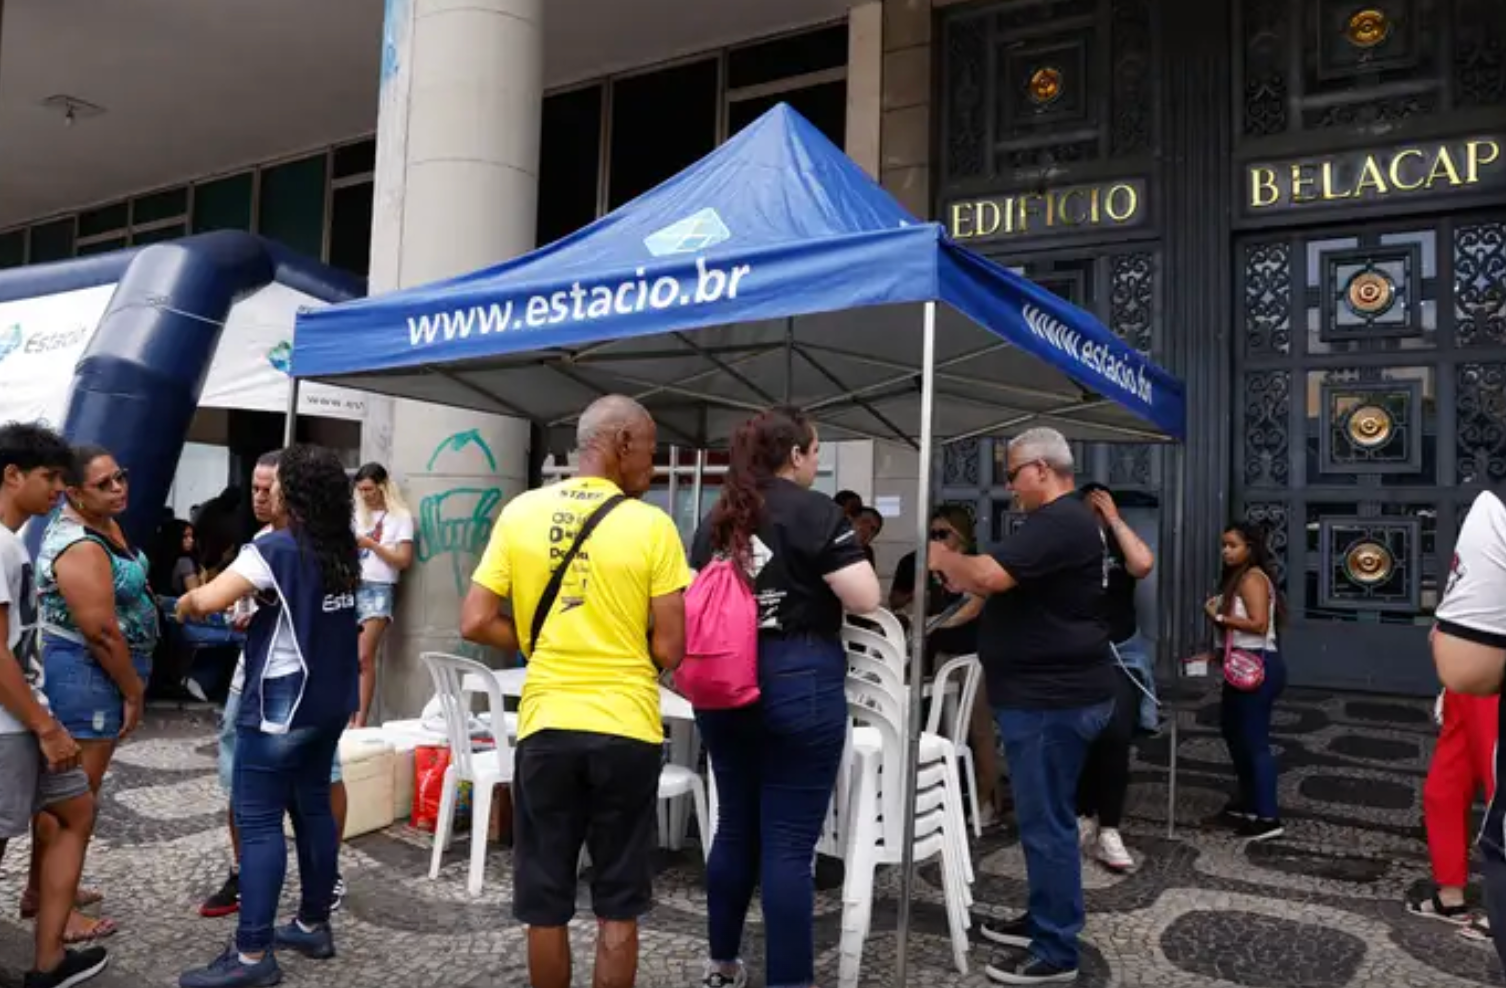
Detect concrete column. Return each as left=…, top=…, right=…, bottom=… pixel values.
left=880, top=0, right=932, bottom=219
left=845, top=2, right=884, bottom=178
left=366, top=0, right=543, bottom=718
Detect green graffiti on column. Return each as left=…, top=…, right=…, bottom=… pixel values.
left=418, top=430, right=504, bottom=594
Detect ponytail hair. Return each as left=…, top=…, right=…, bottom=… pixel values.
left=708, top=406, right=816, bottom=565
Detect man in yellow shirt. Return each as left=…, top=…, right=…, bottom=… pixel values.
left=460, top=394, right=689, bottom=988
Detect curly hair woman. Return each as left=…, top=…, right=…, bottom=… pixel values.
left=1208, top=520, right=1287, bottom=842
left=688, top=406, right=880, bottom=988
left=175, top=445, right=360, bottom=988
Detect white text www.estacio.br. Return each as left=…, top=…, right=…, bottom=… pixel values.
left=1021, top=303, right=1153, bottom=404
left=406, top=257, right=752, bottom=347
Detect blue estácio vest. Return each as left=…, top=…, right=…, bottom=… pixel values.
left=238, top=528, right=360, bottom=734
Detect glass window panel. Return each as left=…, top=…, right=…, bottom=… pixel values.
left=77, top=236, right=127, bottom=256
left=132, top=187, right=189, bottom=226
left=29, top=219, right=75, bottom=263
left=132, top=223, right=186, bottom=246
left=0, top=230, right=25, bottom=269
left=193, top=173, right=254, bottom=233
left=727, top=24, right=848, bottom=90
left=329, top=182, right=374, bottom=277
left=78, top=202, right=128, bottom=239
left=332, top=140, right=376, bottom=180
left=608, top=60, right=718, bottom=209
left=537, top=85, right=603, bottom=247
left=727, top=79, right=847, bottom=146
left=257, top=155, right=328, bottom=259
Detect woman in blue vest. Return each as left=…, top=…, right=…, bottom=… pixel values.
left=173, top=445, right=360, bottom=988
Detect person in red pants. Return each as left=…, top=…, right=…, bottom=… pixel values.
left=1411, top=686, right=1499, bottom=926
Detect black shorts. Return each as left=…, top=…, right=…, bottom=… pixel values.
left=512, top=729, right=662, bottom=926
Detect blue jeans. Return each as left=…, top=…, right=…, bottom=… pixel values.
left=996, top=700, right=1114, bottom=971
left=695, top=635, right=847, bottom=988
left=41, top=634, right=153, bottom=740
left=1111, top=633, right=1159, bottom=733
left=232, top=676, right=343, bottom=953
left=1220, top=648, right=1287, bottom=820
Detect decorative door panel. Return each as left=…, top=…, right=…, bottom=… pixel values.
left=1234, top=215, right=1506, bottom=694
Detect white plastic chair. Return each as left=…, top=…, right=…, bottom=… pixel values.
left=838, top=683, right=972, bottom=987
left=418, top=652, right=516, bottom=897
left=925, top=654, right=985, bottom=838
left=659, top=764, right=712, bottom=862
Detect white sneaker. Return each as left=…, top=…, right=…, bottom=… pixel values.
left=1077, top=816, right=1097, bottom=850
left=701, top=960, right=748, bottom=988
left=1096, top=828, right=1135, bottom=872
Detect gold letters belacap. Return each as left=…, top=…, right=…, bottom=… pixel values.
left=1247, top=139, right=1502, bottom=211
left=946, top=179, right=1146, bottom=243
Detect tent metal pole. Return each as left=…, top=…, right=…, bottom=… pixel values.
left=282, top=379, right=300, bottom=447
left=667, top=446, right=680, bottom=524
left=1167, top=443, right=1188, bottom=838
left=690, top=449, right=705, bottom=531
left=895, top=301, right=937, bottom=988
left=784, top=318, right=794, bottom=403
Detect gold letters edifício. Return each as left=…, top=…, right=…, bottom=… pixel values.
left=949, top=182, right=1141, bottom=240
left=1248, top=139, right=1501, bottom=209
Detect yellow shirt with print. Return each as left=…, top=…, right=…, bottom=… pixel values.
left=471, top=476, right=691, bottom=746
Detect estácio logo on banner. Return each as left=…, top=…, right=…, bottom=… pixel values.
left=0, top=324, right=21, bottom=364
left=0, top=323, right=91, bottom=363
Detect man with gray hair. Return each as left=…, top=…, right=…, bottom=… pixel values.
left=929, top=426, right=1114, bottom=985
left=461, top=395, right=690, bottom=988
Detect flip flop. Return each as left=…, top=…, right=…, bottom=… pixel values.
left=19, top=888, right=104, bottom=920
left=61, top=913, right=117, bottom=944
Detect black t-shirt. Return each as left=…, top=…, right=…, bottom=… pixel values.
left=1103, top=531, right=1139, bottom=644
left=979, top=495, right=1114, bottom=709
left=892, top=550, right=978, bottom=656
left=690, top=479, right=867, bottom=638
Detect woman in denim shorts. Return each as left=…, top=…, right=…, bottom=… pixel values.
left=351, top=464, right=413, bottom=727
left=35, top=445, right=159, bottom=929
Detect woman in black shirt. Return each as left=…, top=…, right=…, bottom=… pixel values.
left=689, top=407, right=880, bottom=988
left=1074, top=484, right=1156, bottom=872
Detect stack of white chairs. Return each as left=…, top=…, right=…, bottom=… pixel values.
left=834, top=610, right=975, bottom=988
left=417, top=652, right=516, bottom=897
left=924, top=654, right=986, bottom=837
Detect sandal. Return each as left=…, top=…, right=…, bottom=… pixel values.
left=18, top=887, right=104, bottom=920
left=1460, top=913, right=1492, bottom=942
left=61, top=912, right=117, bottom=944
left=1405, top=891, right=1470, bottom=925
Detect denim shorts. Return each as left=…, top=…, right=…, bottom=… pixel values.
left=218, top=686, right=343, bottom=793
left=42, top=634, right=153, bottom=740
left=356, top=581, right=395, bottom=623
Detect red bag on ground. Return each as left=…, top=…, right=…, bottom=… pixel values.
left=411, top=746, right=449, bottom=832
left=676, top=557, right=760, bottom=710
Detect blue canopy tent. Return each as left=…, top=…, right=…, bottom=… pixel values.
left=293, top=103, right=1187, bottom=981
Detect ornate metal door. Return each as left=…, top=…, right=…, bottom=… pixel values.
left=1235, top=215, right=1506, bottom=694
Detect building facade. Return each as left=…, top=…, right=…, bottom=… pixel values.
left=931, top=0, right=1506, bottom=694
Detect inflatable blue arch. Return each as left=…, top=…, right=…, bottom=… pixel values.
left=0, top=232, right=364, bottom=547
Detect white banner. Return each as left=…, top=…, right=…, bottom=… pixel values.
left=199, top=283, right=367, bottom=421
left=0, top=284, right=117, bottom=429
left=0, top=281, right=366, bottom=427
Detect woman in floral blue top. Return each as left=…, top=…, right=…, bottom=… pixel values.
left=37, top=444, right=158, bottom=788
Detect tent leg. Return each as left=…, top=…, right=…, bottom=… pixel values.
left=1165, top=445, right=1187, bottom=839
left=667, top=445, right=680, bottom=523
left=895, top=302, right=937, bottom=988
left=690, top=449, right=705, bottom=526
left=282, top=379, right=300, bottom=447
left=784, top=318, right=794, bottom=404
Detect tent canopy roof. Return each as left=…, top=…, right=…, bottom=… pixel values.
left=293, top=105, right=1185, bottom=450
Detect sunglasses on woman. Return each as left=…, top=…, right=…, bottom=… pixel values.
left=91, top=469, right=130, bottom=492
left=929, top=528, right=953, bottom=541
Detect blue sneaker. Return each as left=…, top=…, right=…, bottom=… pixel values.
left=273, top=920, right=335, bottom=960
left=178, top=947, right=281, bottom=988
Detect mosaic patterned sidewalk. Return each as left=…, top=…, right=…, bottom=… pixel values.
left=1, top=686, right=1503, bottom=988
